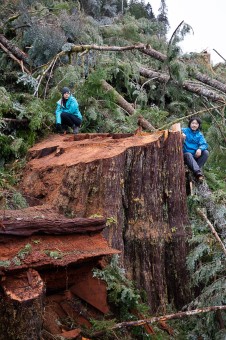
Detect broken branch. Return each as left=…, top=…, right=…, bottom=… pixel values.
left=196, top=208, right=226, bottom=256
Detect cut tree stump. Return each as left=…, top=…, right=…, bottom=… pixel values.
left=20, top=131, right=190, bottom=312
left=0, top=269, right=44, bottom=340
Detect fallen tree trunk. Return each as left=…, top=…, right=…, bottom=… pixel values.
left=0, top=217, right=106, bottom=236
left=137, top=115, right=156, bottom=131
left=101, top=80, right=135, bottom=115
left=139, top=67, right=226, bottom=103
left=140, top=46, right=226, bottom=94
left=0, top=34, right=30, bottom=65
left=0, top=41, right=30, bottom=74
left=0, top=269, right=44, bottom=340
left=62, top=43, right=226, bottom=97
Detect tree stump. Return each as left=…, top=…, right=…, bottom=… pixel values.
left=0, top=269, right=44, bottom=340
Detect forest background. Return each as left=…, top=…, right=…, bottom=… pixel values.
left=0, top=0, right=225, bottom=338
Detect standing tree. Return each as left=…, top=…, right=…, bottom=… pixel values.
left=157, top=0, right=169, bottom=37
left=145, top=2, right=155, bottom=20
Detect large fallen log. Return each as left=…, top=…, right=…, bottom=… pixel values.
left=101, top=80, right=135, bottom=115
left=139, top=67, right=226, bottom=103
left=61, top=43, right=226, bottom=98
left=0, top=216, right=106, bottom=236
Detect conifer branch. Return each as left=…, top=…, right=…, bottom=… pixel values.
left=158, top=104, right=225, bottom=130
left=196, top=208, right=226, bottom=256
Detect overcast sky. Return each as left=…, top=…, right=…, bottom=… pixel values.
left=149, top=0, right=226, bottom=65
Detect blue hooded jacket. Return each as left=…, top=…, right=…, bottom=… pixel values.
left=55, top=95, right=82, bottom=124
left=182, top=127, right=208, bottom=155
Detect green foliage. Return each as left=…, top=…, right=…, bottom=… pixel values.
left=17, top=73, right=38, bottom=92
left=23, top=23, right=66, bottom=67
left=89, top=318, right=117, bottom=339
left=0, top=87, right=13, bottom=115
left=45, top=250, right=63, bottom=259
left=185, top=217, right=226, bottom=338
left=11, top=191, right=28, bottom=209
left=0, top=260, right=11, bottom=268
left=93, top=255, right=149, bottom=320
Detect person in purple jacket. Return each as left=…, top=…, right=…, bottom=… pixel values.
left=182, top=117, right=209, bottom=181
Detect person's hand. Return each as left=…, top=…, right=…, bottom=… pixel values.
left=182, top=133, right=186, bottom=140
left=195, top=149, right=202, bottom=158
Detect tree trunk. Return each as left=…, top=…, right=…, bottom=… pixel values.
left=139, top=67, right=225, bottom=103
left=101, top=80, right=135, bottom=115
left=20, top=132, right=190, bottom=312
left=138, top=115, right=156, bottom=131
left=0, top=269, right=44, bottom=340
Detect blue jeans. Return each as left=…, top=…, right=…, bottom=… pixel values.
left=184, top=150, right=209, bottom=175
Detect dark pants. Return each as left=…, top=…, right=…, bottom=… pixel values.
left=184, top=150, right=209, bottom=174
left=61, top=112, right=81, bottom=128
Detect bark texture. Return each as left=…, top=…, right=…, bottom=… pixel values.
left=21, top=132, right=190, bottom=311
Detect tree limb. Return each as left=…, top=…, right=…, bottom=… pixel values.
left=158, top=104, right=225, bottom=130
left=91, top=305, right=226, bottom=337
left=0, top=42, right=30, bottom=74
left=196, top=208, right=226, bottom=256
left=0, top=34, right=30, bottom=67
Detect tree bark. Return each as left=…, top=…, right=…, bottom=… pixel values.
left=137, top=115, right=156, bottom=131
left=20, top=132, right=190, bottom=311
left=0, top=217, right=106, bottom=236
left=0, top=34, right=30, bottom=69
left=101, top=80, right=135, bottom=115
left=0, top=269, right=44, bottom=340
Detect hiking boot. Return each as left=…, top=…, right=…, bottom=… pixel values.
left=73, top=125, right=79, bottom=134
left=195, top=171, right=204, bottom=182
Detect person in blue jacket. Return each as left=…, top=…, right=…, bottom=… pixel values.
left=55, top=87, right=82, bottom=134
left=182, top=117, right=209, bottom=181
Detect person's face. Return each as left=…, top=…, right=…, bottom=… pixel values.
left=190, top=120, right=199, bottom=131
left=63, top=92, right=70, bottom=99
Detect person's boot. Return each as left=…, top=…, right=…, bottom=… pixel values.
left=73, top=125, right=79, bottom=134
left=194, top=171, right=204, bottom=182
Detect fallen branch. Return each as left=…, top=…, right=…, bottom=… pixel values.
left=91, top=305, right=226, bottom=338
left=1, top=118, right=28, bottom=124
left=196, top=208, right=226, bottom=256
left=0, top=34, right=29, bottom=64
left=158, top=104, right=225, bottom=130
left=0, top=42, right=30, bottom=74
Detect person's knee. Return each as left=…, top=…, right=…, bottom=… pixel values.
left=184, top=152, right=193, bottom=160
left=202, top=150, right=209, bottom=158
